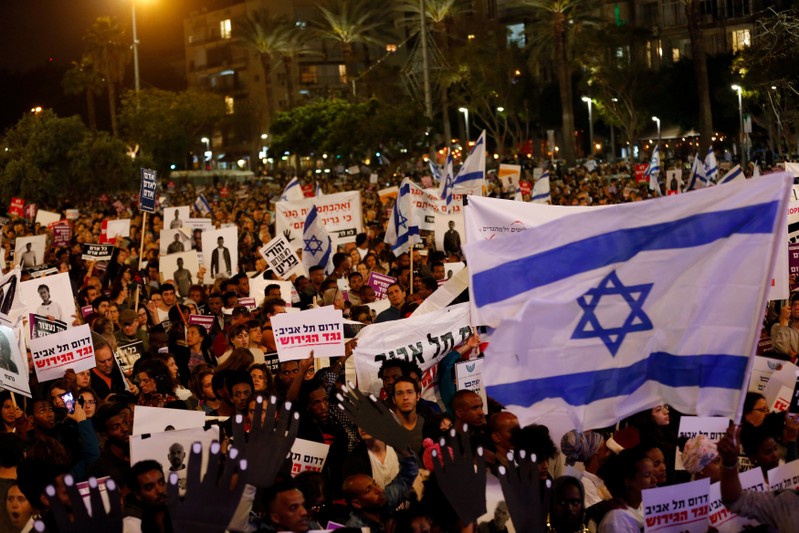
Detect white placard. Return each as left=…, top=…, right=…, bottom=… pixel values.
left=259, top=234, right=304, bottom=280
left=289, top=438, right=330, bottom=477
left=30, top=323, right=94, bottom=382
left=35, top=210, right=61, bottom=227
left=707, top=481, right=760, bottom=532
left=455, top=358, right=487, bottom=408
left=132, top=406, right=206, bottom=436
left=275, top=190, right=362, bottom=244
left=767, top=458, right=799, bottom=491
left=271, top=306, right=344, bottom=361
left=642, top=478, right=710, bottom=532
left=677, top=417, right=730, bottom=442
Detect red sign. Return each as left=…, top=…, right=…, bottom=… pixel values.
left=9, top=197, right=24, bottom=218
left=50, top=221, right=72, bottom=247
left=301, top=184, right=315, bottom=198
left=520, top=180, right=532, bottom=196
left=220, top=186, right=229, bottom=198
left=634, top=164, right=648, bottom=183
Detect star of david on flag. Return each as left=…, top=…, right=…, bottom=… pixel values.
left=464, top=175, right=792, bottom=430
left=301, top=205, right=332, bottom=275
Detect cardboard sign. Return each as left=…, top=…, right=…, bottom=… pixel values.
left=8, top=198, right=24, bottom=218
left=642, top=478, right=710, bottom=532
left=116, top=341, right=145, bottom=374
left=289, top=438, right=330, bottom=477
left=498, top=164, right=522, bottom=192
left=763, top=361, right=798, bottom=412
left=30, top=324, right=95, bottom=382
left=635, top=163, right=649, bottom=182
left=259, top=234, right=304, bottom=280
left=455, top=358, right=487, bottom=409
left=139, top=168, right=157, bottom=213
left=50, top=221, right=72, bottom=247
left=81, top=244, right=115, bottom=262
left=272, top=306, right=344, bottom=362
left=707, top=480, right=760, bottom=532
left=132, top=406, right=205, bottom=436
left=367, top=272, right=396, bottom=301
left=188, top=314, right=215, bottom=333
left=100, top=219, right=131, bottom=244
left=677, top=417, right=730, bottom=442
left=237, top=297, right=257, bottom=310
left=749, top=356, right=786, bottom=393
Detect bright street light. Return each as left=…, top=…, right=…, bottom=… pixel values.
left=581, top=97, right=593, bottom=156
left=652, top=116, right=661, bottom=148
left=458, top=107, right=470, bottom=144
left=731, top=84, right=746, bottom=168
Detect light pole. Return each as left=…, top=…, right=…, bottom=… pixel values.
left=652, top=116, right=661, bottom=150
left=260, top=133, right=268, bottom=173
left=458, top=107, right=470, bottom=144
left=610, top=98, right=618, bottom=161
left=581, top=97, right=593, bottom=157
left=732, top=84, right=745, bottom=168
left=201, top=137, right=210, bottom=169
left=131, top=0, right=141, bottom=101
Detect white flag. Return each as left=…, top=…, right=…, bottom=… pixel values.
left=280, top=177, right=304, bottom=202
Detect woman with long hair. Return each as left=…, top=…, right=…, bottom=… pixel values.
left=186, top=324, right=217, bottom=370
left=135, top=359, right=178, bottom=408
left=189, top=365, right=220, bottom=414
left=216, top=347, right=255, bottom=373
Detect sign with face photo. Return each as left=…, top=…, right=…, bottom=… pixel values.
left=159, top=250, right=200, bottom=299
left=14, top=235, right=46, bottom=268
left=160, top=228, right=192, bottom=256
left=201, top=226, right=238, bottom=284
left=164, top=206, right=190, bottom=230
left=20, top=272, right=76, bottom=326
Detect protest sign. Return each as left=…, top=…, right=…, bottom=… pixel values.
left=30, top=324, right=94, bottom=383
left=364, top=299, right=390, bottom=318
left=677, top=417, right=730, bottom=442
left=377, top=186, right=399, bottom=205
left=116, top=341, right=145, bottom=374
left=259, top=234, right=304, bottom=279
left=188, top=314, right=215, bottom=333
left=271, top=306, right=344, bottom=362
left=289, top=438, right=330, bottom=477
left=81, top=243, right=115, bottom=261
left=0, top=324, right=29, bottom=396
left=238, top=297, right=257, bottom=310
left=635, top=163, right=648, bottom=182
left=35, top=210, right=61, bottom=227
left=749, top=356, right=785, bottom=393
left=455, top=358, right=487, bottom=408
left=9, top=198, right=24, bottom=218
left=130, top=426, right=219, bottom=495
left=29, top=314, right=67, bottom=340
left=354, top=302, right=472, bottom=396
left=275, top=190, right=362, bottom=244
left=708, top=468, right=767, bottom=532
left=100, top=219, right=131, bottom=244
left=50, top=221, right=72, bottom=247
left=249, top=278, right=298, bottom=307
left=132, top=406, right=205, bottom=436
left=65, top=209, right=79, bottom=220
left=26, top=264, right=58, bottom=279
left=201, top=226, right=238, bottom=284
left=14, top=235, right=46, bottom=268
left=367, top=272, right=395, bottom=300
left=642, top=478, right=710, bottom=532
left=139, top=168, right=157, bottom=213
left=20, top=272, right=75, bottom=325
left=665, top=169, right=683, bottom=196
left=762, top=361, right=798, bottom=412
left=498, top=164, right=522, bottom=192
left=767, top=458, right=799, bottom=491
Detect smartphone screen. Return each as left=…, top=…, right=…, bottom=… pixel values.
left=60, top=392, right=75, bottom=415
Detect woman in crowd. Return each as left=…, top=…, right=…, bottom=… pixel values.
left=681, top=435, right=721, bottom=483
left=218, top=324, right=250, bottom=365
left=249, top=363, right=272, bottom=395
left=1, top=390, right=20, bottom=433
left=186, top=324, right=217, bottom=370
left=560, top=429, right=611, bottom=507
left=77, top=387, right=100, bottom=419
left=597, top=447, right=654, bottom=532
left=135, top=359, right=179, bottom=408
left=189, top=365, right=220, bottom=414
left=641, top=444, right=668, bottom=487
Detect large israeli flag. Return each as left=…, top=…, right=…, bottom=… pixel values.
left=531, top=171, right=550, bottom=204
left=280, top=177, right=304, bottom=202
left=464, top=176, right=792, bottom=430
left=384, top=178, right=420, bottom=256
left=301, top=206, right=333, bottom=275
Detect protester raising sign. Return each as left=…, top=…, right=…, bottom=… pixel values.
left=353, top=302, right=472, bottom=396
left=259, top=234, right=304, bottom=280
left=289, top=438, right=330, bottom=477
left=81, top=244, right=115, bottom=262
left=642, top=478, right=710, bottom=532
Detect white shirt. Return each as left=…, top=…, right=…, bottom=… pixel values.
left=598, top=504, right=644, bottom=533
left=368, top=445, right=399, bottom=489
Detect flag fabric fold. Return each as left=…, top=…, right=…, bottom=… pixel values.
left=280, top=177, right=304, bottom=202
left=705, top=147, right=719, bottom=184
left=452, top=130, right=486, bottom=192
left=684, top=154, right=708, bottom=192
left=384, top=178, right=420, bottom=256
left=429, top=160, right=442, bottom=183
left=440, top=151, right=455, bottom=212
left=719, top=164, right=745, bottom=185
left=193, top=194, right=211, bottom=216
left=315, top=182, right=325, bottom=197
left=645, top=145, right=661, bottom=193
left=531, top=171, right=551, bottom=204
left=463, top=175, right=792, bottom=430
left=301, top=206, right=333, bottom=275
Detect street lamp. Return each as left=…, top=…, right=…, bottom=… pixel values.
left=260, top=133, right=269, bottom=170
left=731, top=84, right=746, bottom=168
left=201, top=137, right=210, bottom=168
left=652, top=116, right=661, bottom=149
left=458, top=107, right=470, bottom=144
left=609, top=97, right=618, bottom=161
left=581, top=97, right=593, bottom=156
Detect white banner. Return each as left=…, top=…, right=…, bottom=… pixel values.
left=354, top=302, right=472, bottom=396
left=259, top=234, right=304, bottom=280
left=276, top=190, right=362, bottom=244
left=132, top=406, right=205, bottom=436
left=642, top=478, right=710, bottom=532
left=707, top=475, right=763, bottom=531
left=30, top=324, right=95, bottom=383
left=271, top=306, right=344, bottom=362
left=455, top=358, right=486, bottom=408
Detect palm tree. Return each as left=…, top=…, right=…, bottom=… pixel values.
left=515, top=0, right=597, bottom=165
left=315, top=0, right=387, bottom=85
left=235, top=11, right=300, bottom=122
left=83, top=16, right=130, bottom=138
left=62, top=57, right=102, bottom=131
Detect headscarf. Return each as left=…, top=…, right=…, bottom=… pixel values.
left=681, top=435, right=719, bottom=475
left=560, top=430, right=605, bottom=466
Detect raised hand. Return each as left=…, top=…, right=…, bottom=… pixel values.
left=167, top=440, right=248, bottom=533
left=231, top=395, right=299, bottom=488
left=36, top=474, right=122, bottom=533
left=497, top=449, right=543, bottom=532
left=336, top=382, right=414, bottom=452
left=431, top=425, right=486, bottom=525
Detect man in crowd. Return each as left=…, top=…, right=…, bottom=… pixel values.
left=375, top=283, right=405, bottom=323
left=123, top=460, right=170, bottom=533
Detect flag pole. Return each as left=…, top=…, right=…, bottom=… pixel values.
left=409, top=248, right=414, bottom=295
left=134, top=211, right=147, bottom=311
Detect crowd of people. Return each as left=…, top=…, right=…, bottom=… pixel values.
left=0, top=158, right=797, bottom=533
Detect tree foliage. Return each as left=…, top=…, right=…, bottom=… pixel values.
left=119, top=88, right=226, bottom=173
left=0, top=110, right=135, bottom=208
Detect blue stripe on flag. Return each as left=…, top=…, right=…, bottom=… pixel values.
left=473, top=200, right=780, bottom=307
left=456, top=170, right=484, bottom=183
left=306, top=206, right=319, bottom=226
left=487, top=352, right=748, bottom=407
left=531, top=193, right=550, bottom=201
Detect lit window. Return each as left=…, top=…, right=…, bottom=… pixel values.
left=731, top=29, right=750, bottom=53
left=386, top=43, right=397, bottom=53
left=225, top=96, right=234, bottom=114
left=672, top=47, right=680, bottom=62
left=339, top=64, right=347, bottom=84
left=220, top=19, right=232, bottom=40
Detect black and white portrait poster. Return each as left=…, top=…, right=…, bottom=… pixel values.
left=163, top=206, right=190, bottom=230
left=20, top=272, right=76, bottom=326
left=201, top=226, right=238, bottom=284
left=14, top=235, right=46, bottom=268
left=159, top=250, right=200, bottom=299
left=160, top=228, right=192, bottom=256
